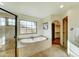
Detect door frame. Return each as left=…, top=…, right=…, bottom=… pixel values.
left=0, top=8, right=18, bottom=57
left=52, top=23, right=55, bottom=44
left=52, top=22, right=60, bottom=45
left=63, top=16, right=68, bottom=49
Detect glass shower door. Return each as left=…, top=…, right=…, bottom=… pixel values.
left=0, top=17, right=15, bottom=56
left=0, top=18, right=6, bottom=54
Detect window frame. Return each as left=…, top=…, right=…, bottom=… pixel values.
left=19, top=19, right=37, bottom=35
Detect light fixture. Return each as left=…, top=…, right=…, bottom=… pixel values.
left=0, top=2, right=4, bottom=5
left=60, top=5, right=64, bottom=8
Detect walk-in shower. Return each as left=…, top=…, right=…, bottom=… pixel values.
left=0, top=8, right=17, bottom=57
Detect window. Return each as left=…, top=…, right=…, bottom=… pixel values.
left=20, top=20, right=37, bottom=34
left=0, top=18, right=15, bottom=26
left=8, top=19, right=15, bottom=26
left=0, top=18, right=5, bottom=26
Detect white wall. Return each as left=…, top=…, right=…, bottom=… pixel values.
left=42, top=16, right=52, bottom=39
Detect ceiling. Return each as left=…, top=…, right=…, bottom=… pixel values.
left=0, top=2, right=79, bottom=18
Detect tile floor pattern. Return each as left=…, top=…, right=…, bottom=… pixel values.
left=31, top=45, right=68, bottom=57
left=0, top=45, right=68, bottom=57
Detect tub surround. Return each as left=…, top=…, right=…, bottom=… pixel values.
left=18, top=39, right=51, bottom=57
left=17, top=36, right=51, bottom=56
left=68, top=40, right=79, bottom=57
left=20, top=37, right=47, bottom=44
left=17, top=35, right=49, bottom=48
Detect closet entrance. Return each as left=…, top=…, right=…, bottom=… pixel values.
left=52, top=20, right=60, bottom=45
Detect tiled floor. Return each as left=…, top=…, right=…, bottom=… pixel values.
left=0, top=39, right=15, bottom=57
left=0, top=49, right=15, bottom=57
left=0, top=44, right=68, bottom=57
left=31, top=45, right=68, bottom=57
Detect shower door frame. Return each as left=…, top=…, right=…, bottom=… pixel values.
left=0, top=8, right=18, bottom=57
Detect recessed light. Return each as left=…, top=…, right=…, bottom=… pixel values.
left=0, top=2, right=4, bottom=6
left=60, top=5, right=64, bottom=8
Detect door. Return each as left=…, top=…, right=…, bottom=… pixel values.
left=63, top=16, right=68, bottom=49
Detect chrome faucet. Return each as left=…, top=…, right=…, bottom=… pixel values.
left=30, top=37, right=34, bottom=40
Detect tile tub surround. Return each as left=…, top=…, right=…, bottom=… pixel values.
left=17, top=36, right=49, bottom=48
left=68, top=40, right=79, bottom=57
left=17, top=39, right=52, bottom=57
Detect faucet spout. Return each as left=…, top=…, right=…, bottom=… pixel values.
left=31, top=37, right=34, bottom=40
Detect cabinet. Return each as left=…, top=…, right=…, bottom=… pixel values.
left=55, top=24, right=60, bottom=39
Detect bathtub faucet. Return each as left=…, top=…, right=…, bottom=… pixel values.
left=30, top=37, right=34, bottom=40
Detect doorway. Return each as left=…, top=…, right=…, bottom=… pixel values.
left=52, top=20, right=60, bottom=45
left=63, top=16, right=68, bottom=49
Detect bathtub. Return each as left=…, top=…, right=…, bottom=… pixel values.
left=68, top=40, right=79, bottom=57
left=20, top=36, right=48, bottom=44
left=18, top=36, right=52, bottom=56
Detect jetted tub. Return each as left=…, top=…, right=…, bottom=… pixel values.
left=20, top=36, right=47, bottom=44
